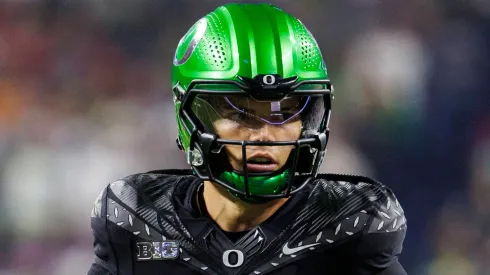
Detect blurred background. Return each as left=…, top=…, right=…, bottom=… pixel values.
left=0, top=0, right=489, bottom=274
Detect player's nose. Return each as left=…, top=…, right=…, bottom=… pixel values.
left=248, top=123, right=277, bottom=142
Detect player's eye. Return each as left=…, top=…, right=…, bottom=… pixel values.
left=230, top=111, right=255, bottom=121
left=225, top=111, right=262, bottom=127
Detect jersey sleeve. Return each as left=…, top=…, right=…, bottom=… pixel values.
left=88, top=187, right=118, bottom=275
left=349, top=188, right=407, bottom=275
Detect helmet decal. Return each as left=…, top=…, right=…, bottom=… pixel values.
left=173, top=18, right=208, bottom=66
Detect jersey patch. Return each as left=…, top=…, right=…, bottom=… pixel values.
left=136, top=241, right=180, bottom=261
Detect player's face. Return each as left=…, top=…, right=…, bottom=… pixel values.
left=210, top=96, right=304, bottom=173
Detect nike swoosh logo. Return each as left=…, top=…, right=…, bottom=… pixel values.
left=282, top=242, right=321, bottom=255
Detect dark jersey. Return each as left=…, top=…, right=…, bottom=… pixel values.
left=88, top=169, right=407, bottom=275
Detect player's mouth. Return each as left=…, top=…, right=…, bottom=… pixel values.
left=245, top=153, right=278, bottom=172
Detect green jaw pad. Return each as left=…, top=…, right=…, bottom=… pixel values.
left=219, top=170, right=290, bottom=197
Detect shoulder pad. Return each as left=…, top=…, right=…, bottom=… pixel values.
left=313, top=174, right=407, bottom=233
left=292, top=174, right=406, bottom=238
left=250, top=174, right=406, bottom=275
left=367, top=187, right=406, bottom=233
left=91, top=169, right=198, bottom=235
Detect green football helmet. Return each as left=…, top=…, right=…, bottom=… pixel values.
left=171, top=3, right=333, bottom=203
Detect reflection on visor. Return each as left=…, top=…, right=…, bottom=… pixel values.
left=223, top=96, right=311, bottom=125
left=191, top=94, right=325, bottom=137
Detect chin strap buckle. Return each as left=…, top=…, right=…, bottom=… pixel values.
left=186, top=149, right=204, bottom=166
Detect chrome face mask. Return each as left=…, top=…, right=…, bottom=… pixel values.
left=176, top=77, right=332, bottom=200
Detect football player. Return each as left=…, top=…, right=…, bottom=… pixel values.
left=88, top=3, right=407, bottom=275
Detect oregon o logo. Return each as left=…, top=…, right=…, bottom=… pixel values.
left=262, top=75, right=276, bottom=85
left=173, top=18, right=208, bottom=66
left=222, top=249, right=244, bottom=268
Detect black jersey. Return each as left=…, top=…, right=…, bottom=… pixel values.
left=88, top=169, right=407, bottom=275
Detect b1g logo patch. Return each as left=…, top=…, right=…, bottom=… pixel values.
left=136, top=241, right=179, bottom=261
